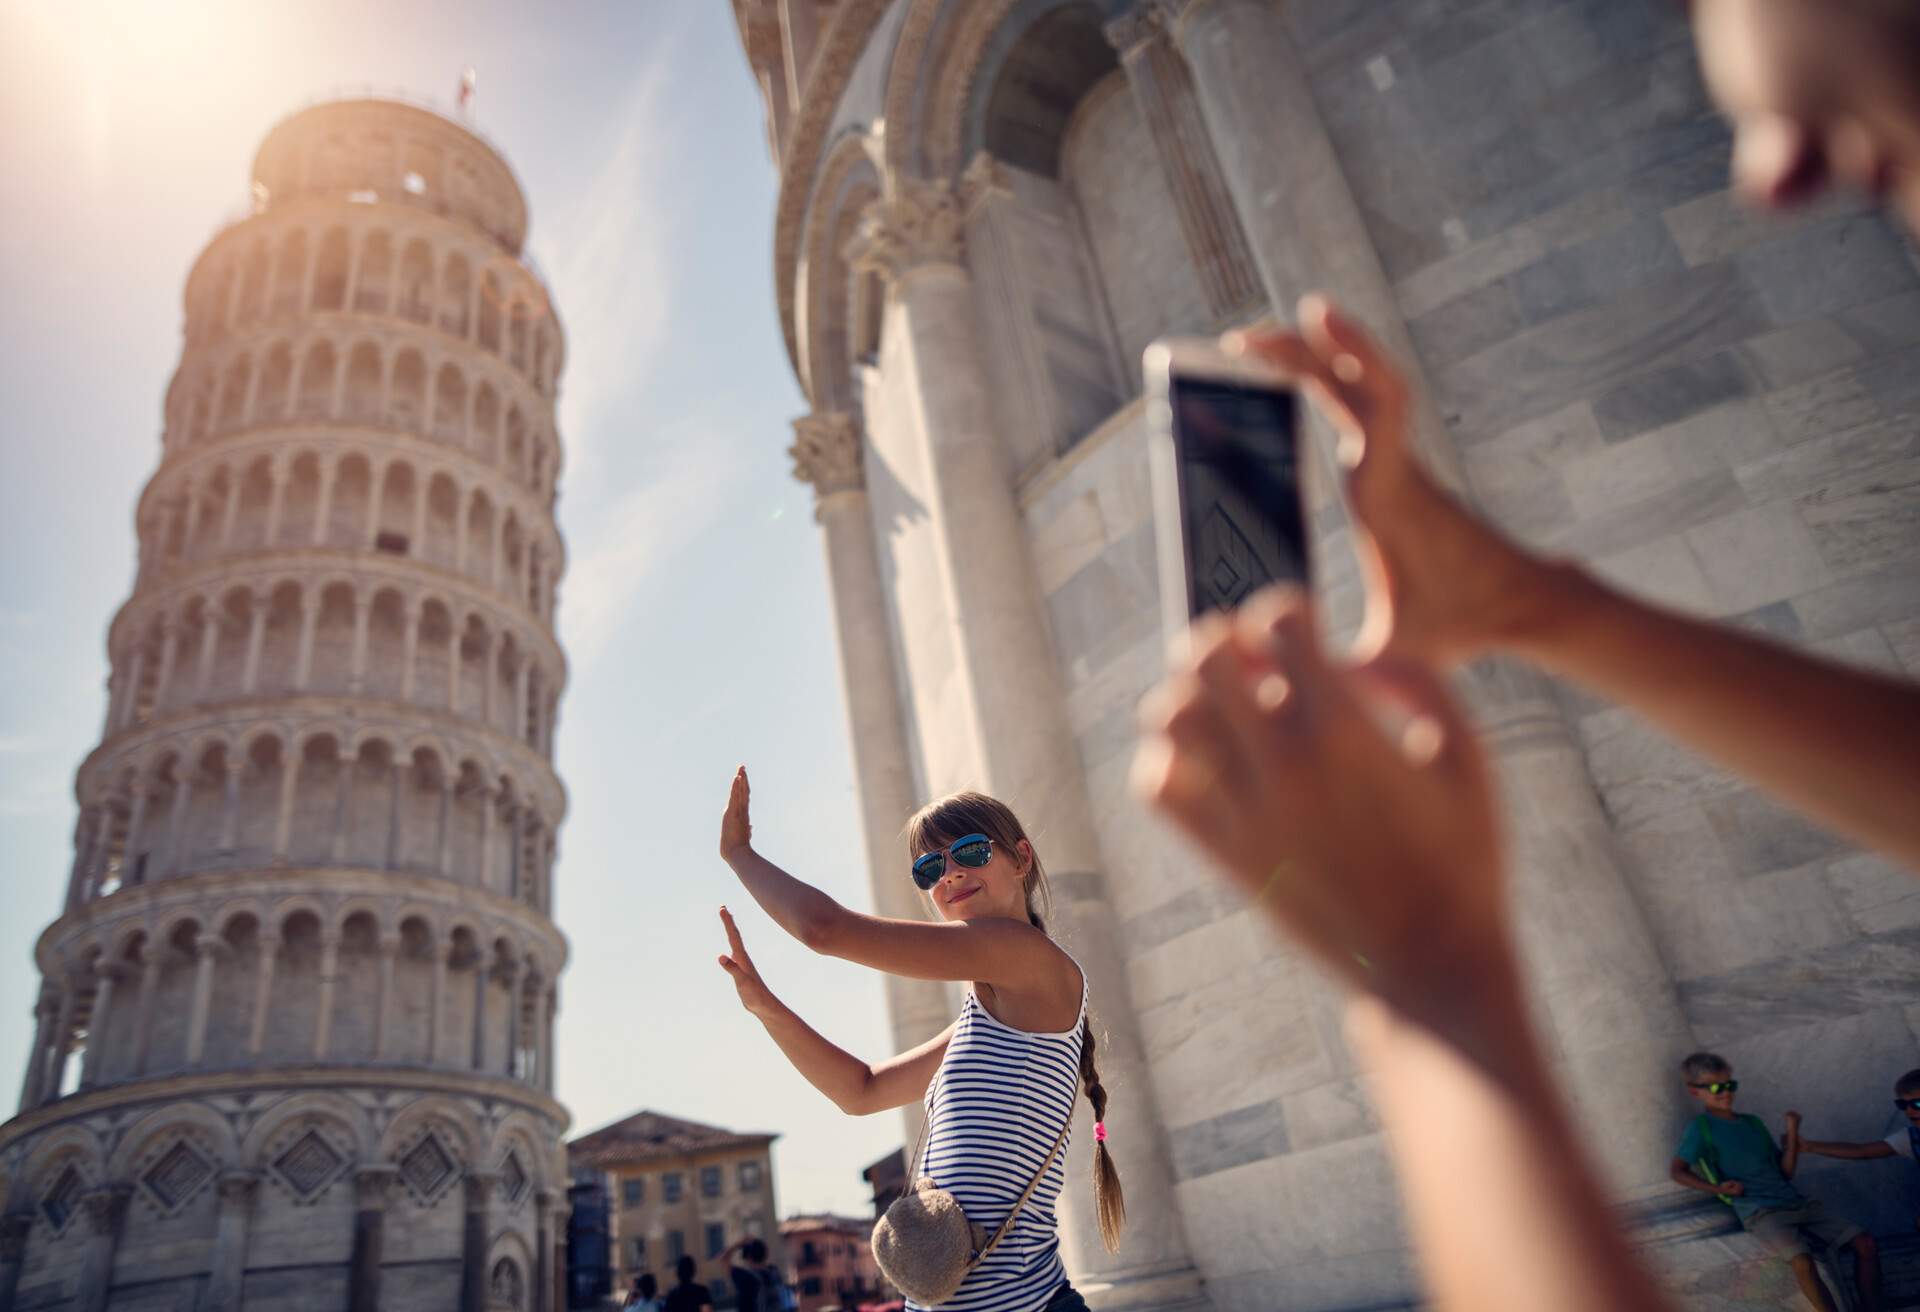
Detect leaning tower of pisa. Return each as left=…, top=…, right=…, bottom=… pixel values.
left=0, top=99, right=570, bottom=1312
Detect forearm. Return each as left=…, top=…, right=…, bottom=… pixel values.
left=1780, top=1143, right=1800, bottom=1178
left=1670, top=1165, right=1730, bottom=1195
left=1506, top=564, right=1920, bottom=868
left=1801, top=1139, right=1895, bottom=1160
left=749, top=995, right=881, bottom=1115
left=725, top=845, right=847, bottom=950
left=1350, top=958, right=1674, bottom=1312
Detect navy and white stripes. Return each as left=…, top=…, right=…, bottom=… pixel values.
left=912, top=970, right=1087, bottom=1312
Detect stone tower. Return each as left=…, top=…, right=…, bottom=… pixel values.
left=0, top=99, right=571, bottom=1312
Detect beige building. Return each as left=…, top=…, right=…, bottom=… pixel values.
left=735, top=2, right=1920, bottom=1309
left=570, top=1111, right=783, bottom=1306
left=780, top=1213, right=883, bottom=1311
left=0, top=97, right=572, bottom=1311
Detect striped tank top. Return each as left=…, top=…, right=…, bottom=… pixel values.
left=912, top=966, right=1086, bottom=1312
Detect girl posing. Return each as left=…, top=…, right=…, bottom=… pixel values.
left=715, top=767, right=1123, bottom=1312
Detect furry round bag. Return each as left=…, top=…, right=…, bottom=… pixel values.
left=871, top=1080, right=1078, bottom=1308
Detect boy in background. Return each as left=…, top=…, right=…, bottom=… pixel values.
left=1793, top=1067, right=1920, bottom=1232
left=1669, top=1053, right=1881, bottom=1311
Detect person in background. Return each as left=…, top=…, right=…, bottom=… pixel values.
left=663, top=1255, right=713, bottom=1312
left=1792, top=1067, right=1920, bottom=1232
left=719, top=1236, right=767, bottom=1312
left=625, top=1272, right=664, bottom=1312
left=1669, top=1052, right=1880, bottom=1311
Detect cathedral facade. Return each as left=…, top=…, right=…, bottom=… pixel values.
left=0, top=99, right=571, bottom=1311
left=736, top=2, right=1920, bottom=1308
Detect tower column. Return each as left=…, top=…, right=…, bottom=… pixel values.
left=458, top=1172, right=499, bottom=1312
left=129, top=951, right=162, bottom=1075
left=241, top=588, right=270, bottom=693
left=78, top=964, right=122, bottom=1090
left=75, top=1185, right=134, bottom=1312
left=373, top=933, right=401, bottom=1059
left=349, top=1166, right=399, bottom=1312
left=850, top=180, right=1202, bottom=1307
left=204, top=1172, right=260, bottom=1312
left=790, top=411, right=953, bottom=1148
left=186, top=931, right=224, bottom=1065
left=313, top=930, right=341, bottom=1059
left=18, top=991, right=56, bottom=1111
left=248, top=932, right=281, bottom=1055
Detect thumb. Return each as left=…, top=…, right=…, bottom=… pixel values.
left=1349, top=654, right=1481, bottom=774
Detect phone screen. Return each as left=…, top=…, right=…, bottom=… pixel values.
left=1170, top=373, right=1307, bottom=618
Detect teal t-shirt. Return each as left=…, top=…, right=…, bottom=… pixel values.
left=1676, top=1113, right=1803, bottom=1221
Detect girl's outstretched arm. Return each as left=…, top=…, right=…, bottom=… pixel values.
left=717, top=906, right=951, bottom=1115
left=718, top=768, right=1071, bottom=993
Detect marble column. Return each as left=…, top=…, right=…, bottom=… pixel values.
left=373, top=933, right=401, bottom=1059
left=534, top=1187, right=557, bottom=1312
left=249, top=932, right=281, bottom=1055
left=204, top=1171, right=260, bottom=1312
left=314, top=932, right=341, bottom=1059
left=186, top=931, right=224, bottom=1064
left=1167, top=0, right=1699, bottom=1201
left=0, top=1212, right=31, bottom=1311
left=18, top=992, right=55, bottom=1110
left=851, top=179, right=1203, bottom=1309
left=129, top=953, right=161, bottom=1075
left=75, top=1184, right=133, bottom=1312
left=458, top=1172, right=499, bottom=1312
left=43, top=984, right=77, bottom=1104
left=78, top=964, right=121, bottom=1090
left=348, top=1165, right=399, bottom=1312
left=790, top=410, right=952, bottom=1149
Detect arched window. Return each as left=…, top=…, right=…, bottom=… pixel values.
left=217, top=355, right=252, bottom=432
left=508, top=302, right=529, bottom=373
left=399, top=239, right=434, bottom=324
left=343, top=342, right=383, bottom=424
left=441, top=253, right=472, bottom=337
left=478, top=273, right=502, bottom=353
left=271, top=229, right=309, bottom=318
left=256, top=343, right=294, bottom=423
left=433, top=365, right=467, bottom=445
left=296, top=341, right=337, bottom=420
left=389, top=350, right=427, bottom=433
left=312, top=227, right=350, bottom=312
left=356, top=232, right=392, bottom=314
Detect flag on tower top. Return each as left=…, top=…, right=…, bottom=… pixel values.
left=458, top=66, right=477, bottom=115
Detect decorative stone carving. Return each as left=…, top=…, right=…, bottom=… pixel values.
left=399, top=1131, right=460, bottom=1203
left=789, top=413, right=865, bottom=500
left=489, top=1255, right=523, bottom=1305
left=958, top=153, right=1012, bottom=213
left=848, top=181, right=965, bottom=283
left=499, top=1149, right=529, bottom=1207
left=1102, top=1, right=1174, bottom=54
left=464, top=1169, right=500, bottom=1212
left=273, top=1128, right=348, bottom=1202
left=141, top=1139, right=215, bottom=1212
left=41, top=1165, right=85, bottom=1234
left=354, top=1164, right=400, bottom=1211
left=216, top=1170, right=261, bottom=1207
left=80, top=1184, right=133, bottom=1238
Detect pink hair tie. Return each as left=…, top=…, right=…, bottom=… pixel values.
left=1093, top=1122, right=1107, bottom=1144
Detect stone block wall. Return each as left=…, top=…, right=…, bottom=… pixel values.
left=1004, top=0, right=1920, bottom=1297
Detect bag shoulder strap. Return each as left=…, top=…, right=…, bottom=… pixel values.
left=973, top=1080, right=1081, bottom=1267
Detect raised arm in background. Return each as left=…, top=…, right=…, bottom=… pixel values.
left=716, top=905, right=954, bottom=1116
left=1133, top=589, right=1672, bottom=1312
left=1236, top=299, right=1920, bottom=872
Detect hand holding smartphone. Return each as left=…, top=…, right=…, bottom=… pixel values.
left=1144, top=337, right=1309, bottom=647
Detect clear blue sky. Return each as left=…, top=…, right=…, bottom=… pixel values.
left=0, top=0, right=897, bottom=1216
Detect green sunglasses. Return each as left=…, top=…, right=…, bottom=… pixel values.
left=1690, top=1079, right=1739, bottom=1095
left=911, top=834, right=993, bottom=890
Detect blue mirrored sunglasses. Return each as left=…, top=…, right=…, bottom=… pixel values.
left=911, top=834, right=993, bottom=890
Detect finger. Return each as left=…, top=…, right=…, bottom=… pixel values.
left=1731, top=112, right=1826, bottom=209
left=719, top=905, right=751, bottom=962
left=1299, top=297, right=1409, bottom=466
left=1129, top=734, right=1245, bottom=862
left=1231, top=324, right=1366, bottom=439
left=1347, top=654, right=1485, bottom=779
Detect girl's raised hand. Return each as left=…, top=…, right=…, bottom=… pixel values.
left=719, top=766, right=753, bottom=862
left=717, top=906, right=778, bottom=1017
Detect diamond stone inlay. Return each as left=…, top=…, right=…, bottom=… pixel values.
left=500, top=1150, right=529, bottom=1204
left=42, top=1165, right=82, bottom=1233
left=400, top=1134, right=457, bottom=1199
left=275, top=1131, right=346, bottom=1199
left=144, top=1142, right=214, bottom=1210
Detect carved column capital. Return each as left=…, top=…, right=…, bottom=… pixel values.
left=464, top=1170, right=500, bottom=1211
left=354, top=1165, right=400, bottom=1210
left=216, top=1170, right=261, bottom=1207
left=80, top=1184, right=134, bottom=1237
left=1103, top=0, right=1176, bottom=54
left=789, top=412, right=865, bottom=502
left=848, top=179, right=966, bottom=282
left=0, top=1212, right=31, bottom=1260
left=958, top=152, right=1014, bottom=213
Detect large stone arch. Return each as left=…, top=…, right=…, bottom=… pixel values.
left=797, top=131, right=885, bottom=413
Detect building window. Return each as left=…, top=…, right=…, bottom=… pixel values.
left=663, top=1172, right=682, bottom=1203
left=701, top=1166, right=722, bottom=1198
left=738, top=1161, right=761, bottom=1191
left=801, top=1241, right=819, bottom=1267
left=631, top=1236, right=646, bottom=1266
left=622, top=1177, right=644, bottom=1207
left=801, top=1278, right=823, bottom=1297
left=706, top=1222, right=726, bottom=1258
left=667, top=1230, right=685, bottom=1264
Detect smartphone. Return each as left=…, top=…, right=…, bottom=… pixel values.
left=1145, top=337, right=1309, bottom=646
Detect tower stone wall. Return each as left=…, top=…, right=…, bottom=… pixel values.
left=0, top=98, right=572, bottom=1312
left=737, top=1, right=1920, bottom=1308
